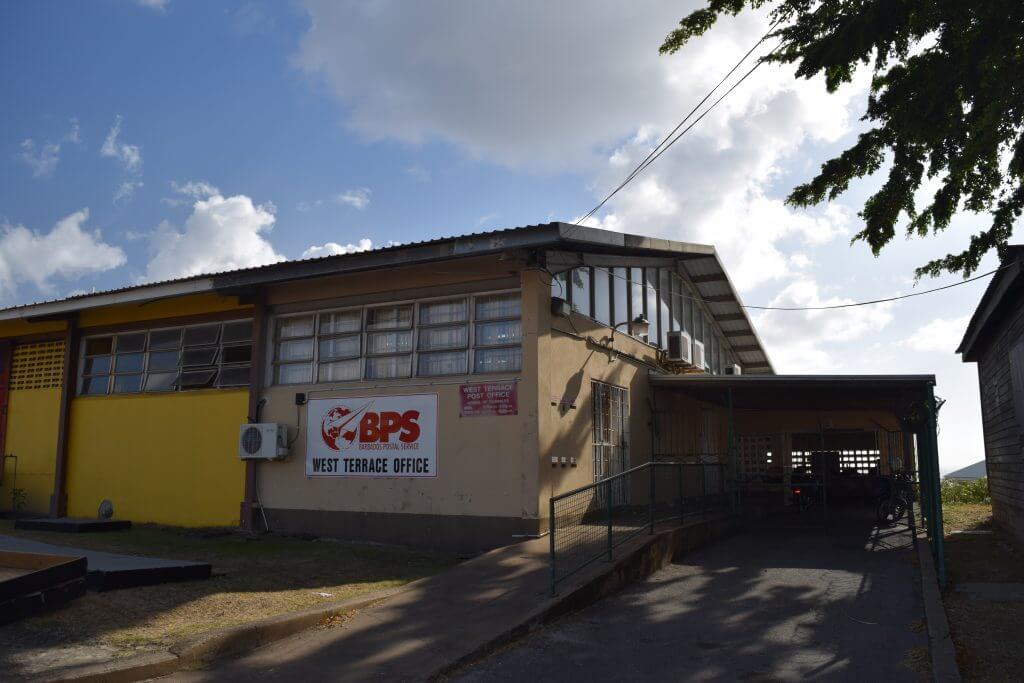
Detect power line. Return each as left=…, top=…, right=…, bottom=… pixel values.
left=567, top=263, right=1004, bottom=313
left=570, top=34, right=782, bottom=230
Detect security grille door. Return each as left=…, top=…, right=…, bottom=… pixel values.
left=592, top=382, right=629, bottom=503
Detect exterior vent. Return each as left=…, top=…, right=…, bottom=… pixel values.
left=238, top=423, right=289, bottom=460
left=665, top=331, right=692, bottom=364
left=725, top=363, right=742, bottom=375
left=693, top=340, right=706, bottom=370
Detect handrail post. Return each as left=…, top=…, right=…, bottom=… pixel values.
left=549, top=496, right=556, bottom=596
left=606, top=478, right=613, bottom=561
left=649, top=463, right=655, bottom=534
left=677, top=463, right=684, bottom=525
left=701, top=463, right=707, bottom=519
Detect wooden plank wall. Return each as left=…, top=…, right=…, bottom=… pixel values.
left=976, top=290, right=1024, bottom=541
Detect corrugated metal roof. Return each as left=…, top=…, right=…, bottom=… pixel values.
left=1, top=221, right=775, bottom=373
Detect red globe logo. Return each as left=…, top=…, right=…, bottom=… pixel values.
left=321, top=405, right=364, bottom=451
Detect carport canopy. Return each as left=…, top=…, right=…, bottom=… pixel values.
left=649, top=373, right=946, bottom=584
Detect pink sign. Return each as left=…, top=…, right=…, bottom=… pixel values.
left=459, top=382, right=518, bottom=417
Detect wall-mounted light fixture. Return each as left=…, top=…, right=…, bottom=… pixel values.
left=611, top=315, right=649, bottom=342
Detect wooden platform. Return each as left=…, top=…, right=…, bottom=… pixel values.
left=0, top=535, right=211, bottom=591
left=0, top=550, right=87, bottom=624
left=14, top=517, right=132, bottom=533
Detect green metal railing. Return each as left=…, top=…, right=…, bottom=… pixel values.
left=549, top=461, right=731, bottom=595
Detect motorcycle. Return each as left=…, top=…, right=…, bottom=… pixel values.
left=876, top=470, right=915, bottom=526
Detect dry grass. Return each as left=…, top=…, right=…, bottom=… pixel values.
left=941, top=503, right=1024, bottom=682
left=0, top=520, right=456, bottom=677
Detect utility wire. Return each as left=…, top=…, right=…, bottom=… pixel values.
left=570, top=34, right=783, bottom=230
left=564, top=263, right=1006, bottom=313
left=573, top=31, right=777, bottom=228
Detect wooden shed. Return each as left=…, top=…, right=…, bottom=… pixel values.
left=958, top=245, right=1024, bottom=543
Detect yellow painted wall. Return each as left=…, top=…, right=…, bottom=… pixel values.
left=78, top=293, right=249, bottom=329
left=0, top=319, right=66, bottom=339
left=66, top=390, right=248, bottom=526
left=1, top=388, right=61, bottom=515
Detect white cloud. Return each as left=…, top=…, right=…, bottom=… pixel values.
left=302, top=239, right=374, bottom=259
left=162, top=180, right=220, bottom=206
left=100, top=116, right=143, bottom=173
left=751, top=278, right=895, bottom=373
left=18, top=119, right=80, bottom=178
left=335, top=188, right=371, bottom=210
left=0, top=210, right=125, bottom=295
left=145, top=193, right=284, bottom=281
left=902, top=316, right=971, bottom=354
left=113, top=179, right=144, bottom=204
left=133, top=0, right=169, bottom=11
left=19, top=140, right=61, bottom=178
left=296, top=199, right=325, bottom=212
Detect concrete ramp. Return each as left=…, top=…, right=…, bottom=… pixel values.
left=0, top=534, right=210, bottom=591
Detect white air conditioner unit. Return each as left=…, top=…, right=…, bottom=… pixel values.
left=665, top=331, right=692, bottom=364
left=725, top=363, right=742, bottom=375
left=238, top=423, right=289, bottom=461
left=692, top=340, right=706, bottom=370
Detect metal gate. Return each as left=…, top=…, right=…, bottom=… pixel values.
left=592, top=381, right=629, bottom=504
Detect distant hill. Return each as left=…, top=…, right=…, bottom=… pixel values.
left=943, top=460, right=987, bottom=480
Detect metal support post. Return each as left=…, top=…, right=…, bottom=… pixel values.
left=649, top=462, right=655, bottom=534
left=549, top=497, right=556, bottom=596
left=606, top=478, right=613, bottom=561
left=678, top=463, right=684, bottom=524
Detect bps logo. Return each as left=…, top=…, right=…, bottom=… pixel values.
left=320, top=400, right=422, bottom=451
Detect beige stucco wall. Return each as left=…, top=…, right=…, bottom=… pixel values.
left=532, top=269, right=664, bottom=513
left=256, top=256, right=540, bottom=522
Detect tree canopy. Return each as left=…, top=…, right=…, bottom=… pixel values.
left=661, top=0, right=1024, bottom=278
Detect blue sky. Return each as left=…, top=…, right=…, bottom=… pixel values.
left=2, top=0, right=1017, bottom=471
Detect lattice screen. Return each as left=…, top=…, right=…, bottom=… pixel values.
left=738, top=435, right=773, bottom=479
left=10, top=341, right=65, bottom=390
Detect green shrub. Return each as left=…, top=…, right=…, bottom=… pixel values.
left=941, top=478, right=991, bottom=505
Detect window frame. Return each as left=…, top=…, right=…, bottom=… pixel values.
left=77, top=318, right=254, bottom=396
left=268, top=288, right=523, bottom=386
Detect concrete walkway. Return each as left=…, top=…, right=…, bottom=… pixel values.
left=456, top=517, right=929, bottom=682
left=166, top=536, right=555, bottom=682
left=163, top=513, right=731, bottom=682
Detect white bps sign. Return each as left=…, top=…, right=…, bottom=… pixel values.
left=306, top=394, right=438, bottom=477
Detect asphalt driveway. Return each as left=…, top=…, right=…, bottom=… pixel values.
left=456, top=513, right=929, bottom=682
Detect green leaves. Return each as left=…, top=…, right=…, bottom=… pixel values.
left=663, top=0, right=1024, bottom=277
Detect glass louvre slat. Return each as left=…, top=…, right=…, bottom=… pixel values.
left=149, top=328, right=182, bottom=350
left=85, top=338, right=113, bottom=355
left=115, top=333, right=146, bottom=353
left=318, top=359, right=361, bottom=382
left=366, top=355, right=412, bottom=379
left=594, top=268, right=610, bottom=325
left=418, top=351, right=468, bottom=376
left=612, top=267, right=628, bottom=326
left=367, top=331, right=413, bottom=355
left=277, top=363, right=312, bottom=385
left=278, top=316, right=314, bottom=338
left=366, top=306, right=412, bottom=330
left=474, top=347, right=521, bottom=373
left=319, top=311, right=361, bottom=335
left=419, top=325, right=467, bottom=351
left=476, top=294, right=520, bottom=320
left=419, top=299, right=467, bottom=325
left=114, top=353, right=144, bottom=373
left=184, top=325, right=220, bottom=347
left=475, top=321, right=521, bottom=347
left=571, top=267, right=591, bottom=317
left=319, top=336, right=360, bottom=360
